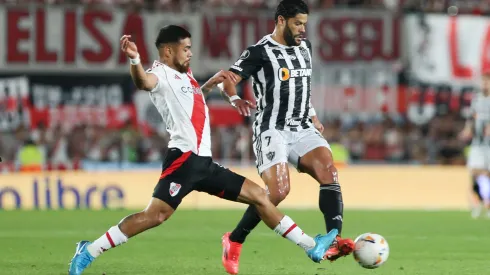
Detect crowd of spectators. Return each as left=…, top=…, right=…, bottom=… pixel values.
left=0, top=110, right=470, bottom=172
left=0, top=0, right=479, bottom=171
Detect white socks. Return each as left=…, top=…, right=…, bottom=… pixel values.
left=87, top=226, right=128, bottom=258
left=273, top=216, right=316, bottom=251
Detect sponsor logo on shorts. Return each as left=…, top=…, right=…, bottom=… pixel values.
left=169, top=182, right=182, bottom=197
left=266, top=151, right=275, bottom=161
left=286, top=118, right=302, bottom=127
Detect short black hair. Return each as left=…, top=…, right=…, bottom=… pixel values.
left=275, top=0, right=309, bottom=23
left=155, top=25, right=191, bottom=48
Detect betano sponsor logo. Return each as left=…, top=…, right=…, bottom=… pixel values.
left=278, top=68, right=312, bottom=81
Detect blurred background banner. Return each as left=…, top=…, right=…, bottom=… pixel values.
left=405, top=14, right=490, bottom=85
left=0, top=167, right=471, bottom=210
left=0, top=7, right=399, bottom=74
left=0, top=0, right=486, bottom=191
left=0, top=8, right=200, bottom=73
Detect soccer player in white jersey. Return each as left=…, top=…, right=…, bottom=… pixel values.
left=67, top=25, right=339, bottom=275
left=218, top=1, right=354, bottom=274
left=460, top=70, right=490, bottom=218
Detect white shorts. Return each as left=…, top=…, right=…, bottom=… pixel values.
left=467, top=145, right=490, bottom=171
left=253, top=128, right=331, bottom=174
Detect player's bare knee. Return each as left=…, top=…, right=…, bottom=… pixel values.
left=264, top=174, right=290, bottom=205
left=268, top=189, right=288, bottom=205
left=157, top=211, right=171, bottom=224
left=249, top=186, right=270, bottom=207
left=149, top=210, right=171, bottom=226
left=316, top=163, right=339, bottom=184
left=143, top=206, right=172, bottom=227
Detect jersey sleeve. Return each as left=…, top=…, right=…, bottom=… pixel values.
left=229, top=45, right=263, bottom=80
left=145, top=66, right=163, bottom=93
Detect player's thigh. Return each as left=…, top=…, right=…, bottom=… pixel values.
left=253, top=129, right=289, bottom=175
left=194, top=161, right=246, bottom=202
left=289, top=128, right=332, bottom=170
left=291, top=129, right=337, bottom=183
left=152, top=150, right=203, bottom=210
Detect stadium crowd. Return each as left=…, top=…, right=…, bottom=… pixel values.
left=0, top=0, right=478, bottom=171
left=0, top=111, right=469, bottom=171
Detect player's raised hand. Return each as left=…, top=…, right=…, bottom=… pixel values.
left=120, top=35, right=138, bottom=59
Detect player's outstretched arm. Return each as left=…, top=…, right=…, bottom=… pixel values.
left=120, top=35, right=158, bottom=91
left=201, top=70, right=238, bottom=96
left=218, top=72, right=256, bottom=117
left=219, top=71, right=242, bottom=100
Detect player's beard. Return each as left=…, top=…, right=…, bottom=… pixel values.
left=174, top=57, right=190, bottom=73
left=283, top=25, right=301, bottom=46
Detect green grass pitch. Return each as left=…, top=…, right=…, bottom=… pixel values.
left=0, top=209, right=487, bottom=275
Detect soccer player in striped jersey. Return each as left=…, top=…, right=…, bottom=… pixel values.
left=460, top=71, right=490, bottom=218
left=219, top=1, right=354, bottom=274
left=67, top=25, right=338, bottom=275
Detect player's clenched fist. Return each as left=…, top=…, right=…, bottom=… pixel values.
left=120, top=35, right=138, bottom=59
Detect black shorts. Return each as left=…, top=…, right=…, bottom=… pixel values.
left=153, top=148, right=245, bottom=209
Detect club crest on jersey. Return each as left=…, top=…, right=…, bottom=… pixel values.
left=278, top=68, right=312, bottom=81
left=169, top=182, right=182, bottom=197
left=300, top=48, right=310, bottom=61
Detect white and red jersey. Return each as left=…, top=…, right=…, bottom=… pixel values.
left=146, top=61, right=212, bottom=157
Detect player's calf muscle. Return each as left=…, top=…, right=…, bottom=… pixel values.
left=237, top=179, right=284, bottom=228
left=118, top=199, right=174, bottom=238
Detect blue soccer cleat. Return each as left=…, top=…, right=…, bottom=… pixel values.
left=68, top=241, right=95, bottom=275
left=306, top=229, right=339, bottom=263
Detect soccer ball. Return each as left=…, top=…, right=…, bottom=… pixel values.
left=352, top=233, right=389, bottom=269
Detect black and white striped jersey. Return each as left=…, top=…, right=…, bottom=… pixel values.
left=471, top=92, right=490, bottom=146
left=229, top=34, right=315, bottom=138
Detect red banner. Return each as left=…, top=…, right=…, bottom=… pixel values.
left=0, top=8, right=198, bottom=73
left=0, top=7, right=400, bottom=75
left=0, top=7, right=403, bottom=125
left=313, top=13, right=400, bottom=62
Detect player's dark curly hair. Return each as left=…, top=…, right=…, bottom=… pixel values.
left=275, top=0, right=309, bottom=24
left=155, top=25, right=191, bottom=48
